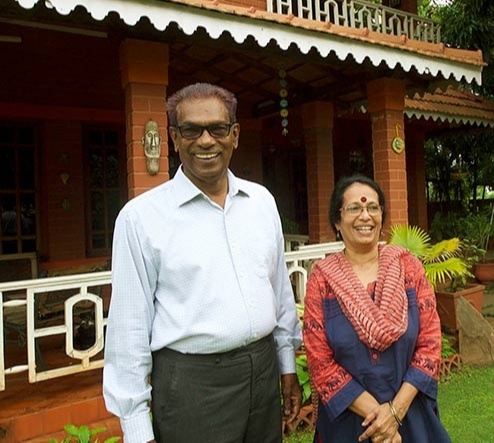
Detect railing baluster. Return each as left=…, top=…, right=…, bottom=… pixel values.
left=297, top=0, right=313, bottom=20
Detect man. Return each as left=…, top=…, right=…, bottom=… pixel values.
left=103, top=83, right=302, bottom=443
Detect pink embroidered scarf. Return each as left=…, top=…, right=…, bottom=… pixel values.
left=316, top=244, right=409, bottom=351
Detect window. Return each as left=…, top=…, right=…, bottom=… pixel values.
left=84, top=127, right=126, bottom=256
left=0, top=124, right=37, bottom=254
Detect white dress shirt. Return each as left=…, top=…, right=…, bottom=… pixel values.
left=103, top=167, right=302, bottom=442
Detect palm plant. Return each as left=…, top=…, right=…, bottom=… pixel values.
left=388, top=224, right=471, bottom=290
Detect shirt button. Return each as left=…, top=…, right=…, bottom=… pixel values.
left=372, top=353, right=378, bottom=360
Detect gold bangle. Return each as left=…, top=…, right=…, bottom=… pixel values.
left=389, top=401, right=403, bottom=427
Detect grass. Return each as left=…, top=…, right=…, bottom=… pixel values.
left=439, top=365, right=494, bottom=442
left=283, top=365, right=494, bottom=443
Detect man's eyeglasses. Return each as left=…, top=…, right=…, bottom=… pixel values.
left=340, top=204, right=383, bottom=216
left=172, top=123, right=235, bottom=140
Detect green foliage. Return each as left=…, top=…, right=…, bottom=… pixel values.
left=294, top=303, right=312, bottom=406
left=462, top=207, right=494, bottom=256
left=281, top=215, right=300, bottom=235
left=437, top=0, right=494, bottom=98
left=438, top=365, right=494, bottom=442
left=283, top=428, right=313, bottom=443
left=295, top=353, right=312, bottom=405
left=422, top=0, right=494, bottom=208
left=425, top=135, right=494, bottom=211
left=430, top=207, right=494, bottom=265
left=48, top=424, right=120, bottom=443
left=389, top=224, right=471, bottom=289
left=441, top=334, right=456, bottom=359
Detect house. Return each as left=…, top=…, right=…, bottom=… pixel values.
left=0, top=0, right=490, bottom=440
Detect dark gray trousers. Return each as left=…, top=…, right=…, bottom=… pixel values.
left=151, top=335, right=282, bottom=443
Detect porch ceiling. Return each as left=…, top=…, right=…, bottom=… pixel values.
left=4, top=0, right=485, bottom=120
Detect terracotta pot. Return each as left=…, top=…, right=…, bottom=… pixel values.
left=435, top=283, right=485, bottom=332
left=474, top=261, right=494, bottom=285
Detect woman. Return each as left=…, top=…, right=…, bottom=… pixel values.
left=303, top=175, right=451, bottom=443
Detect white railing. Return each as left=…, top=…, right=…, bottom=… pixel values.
left=284, top=234, right=310, bottom=251
left=1, top=243, right=343, bottom=391
left=1, top=271, right=111, bottom=391
left=267, top=0, right=441, bottom=43
left=285, top=240, right=344, bottom=302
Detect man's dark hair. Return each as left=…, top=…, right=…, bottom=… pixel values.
left=167, top=83, right=237, bottom=126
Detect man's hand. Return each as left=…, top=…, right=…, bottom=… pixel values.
left=280, top=373, right=302, bottom=424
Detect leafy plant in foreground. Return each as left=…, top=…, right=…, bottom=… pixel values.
left=48, top=424, right=120, bottom=443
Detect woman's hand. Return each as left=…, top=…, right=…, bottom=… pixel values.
left=358, top=402, right=399, bottom=442
left=370, top=429, right=402, bottom=443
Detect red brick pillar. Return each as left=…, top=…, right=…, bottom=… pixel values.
left=301, top=101, right=334, bottom=243
left=405, top=129, right=428, bottom=229
left=367, top=78, right=408, bottom=234
left=119, top=39, right=169, bottom=198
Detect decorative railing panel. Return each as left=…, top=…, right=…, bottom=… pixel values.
left=1, top=271, right=111, bottom=391
left=267, top=0, right=440, bottom=43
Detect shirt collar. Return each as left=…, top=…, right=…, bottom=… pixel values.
left=173, top=166, right=250, bottom=207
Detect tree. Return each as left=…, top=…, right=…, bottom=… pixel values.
left=420, top=0, right=494, bottom=215
left=434, top=0, right=494, bottom=98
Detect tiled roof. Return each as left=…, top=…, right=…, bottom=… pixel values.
left=406, top=86, right=494, bottom=127
left=13, top=0, right=484, bottom=85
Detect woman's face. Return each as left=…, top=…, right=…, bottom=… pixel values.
left=335, top=183, right=383, bottom=250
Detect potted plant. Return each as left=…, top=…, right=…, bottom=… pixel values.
left=389, top=224, right=485, bottom=332
left=388, top=224, right=471, bottom=288
left=463, top=205, right=494, bottom=284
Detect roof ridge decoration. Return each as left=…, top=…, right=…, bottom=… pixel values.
left=15, top=0, right=483, bottom=84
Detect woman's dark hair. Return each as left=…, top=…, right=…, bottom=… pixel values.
left=167, top=83, right=237, bottom=126
left=329, top=174, right=386, bottom=235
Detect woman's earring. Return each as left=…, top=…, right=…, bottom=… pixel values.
left=336, top=231, right=342, bottom=241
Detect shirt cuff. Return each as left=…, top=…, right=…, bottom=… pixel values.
left=277, top=347, right=297, bottom=374
left=120, top=410, right=154, bottom=443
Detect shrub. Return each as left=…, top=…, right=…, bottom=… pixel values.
left=48, top=424, right=120, bottom=443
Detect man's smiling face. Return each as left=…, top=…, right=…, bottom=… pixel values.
left=169, top=97, right=240, bottom=192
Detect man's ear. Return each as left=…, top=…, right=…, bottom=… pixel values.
left=169, top=128, right=179, bottom=152
left=232, top=123, right=240, bottom=150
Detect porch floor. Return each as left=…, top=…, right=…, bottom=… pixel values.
left=0, top=340, right=122, bottom=442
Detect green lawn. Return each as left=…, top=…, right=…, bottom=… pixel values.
left=284, top=365, right=494, bottom=443
left=439, top=365, right=494, bottom=442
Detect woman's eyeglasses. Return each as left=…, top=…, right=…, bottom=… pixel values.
left=172, top=123, right=235, bottom=140
left=340, top=204, right=383, bottom=216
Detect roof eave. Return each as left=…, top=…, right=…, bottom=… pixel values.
left=15, top=0, right=483, bottom=85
